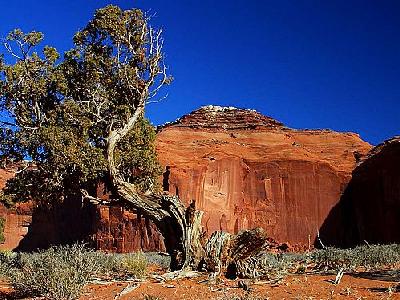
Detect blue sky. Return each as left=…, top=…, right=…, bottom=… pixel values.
left=0, top=0, right=399, bottom=145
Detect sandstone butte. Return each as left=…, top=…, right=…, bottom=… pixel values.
left=155, top=105, right=372, bottom=249
left=0, top=105, right=374, bottom=252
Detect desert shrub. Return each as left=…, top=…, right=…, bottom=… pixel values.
left=310, top=247, right=353, bottom=271
left=91, top=251, right=149, bottom=279
left=242, top=244, right=400, bottom=279
left=2, top=245, right=149, bottom=299
left=6, top=244, right=102, bottom=300
left=310, top=244, right=400, bottom=272
left=257, top=252, right=291, bottom=275
left=0, top=249, right=16, bottom=278
left=235, top=252, right=307, bottom=279
left=144, top=252, right=171, bottom=269
left=350, top=244, right=400, bottom=270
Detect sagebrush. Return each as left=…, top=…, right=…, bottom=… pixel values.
left=0, top=244, right=150, bottom=300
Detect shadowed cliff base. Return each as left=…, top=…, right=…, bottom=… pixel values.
left=14, top=197, right=165, bottom=253
left=317, top=137, right=400, bottom=248
left=15, top=197, right=95, bottom=252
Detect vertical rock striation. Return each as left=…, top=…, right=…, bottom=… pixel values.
left=156, top=106, right=372, bottom=247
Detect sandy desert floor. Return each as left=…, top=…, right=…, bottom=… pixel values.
left=0, top=267, right=399, bottom=300
left=79, top=270, right=399, bottom=300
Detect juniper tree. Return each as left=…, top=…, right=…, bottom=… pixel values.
left=0, top=5, right=266, bottom=274
left=0, top=5, right=202, bottom=269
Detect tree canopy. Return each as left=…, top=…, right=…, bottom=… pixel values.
left=0, top=5, right=169, bottom=207
left=0, top=5, right=269, bottom=274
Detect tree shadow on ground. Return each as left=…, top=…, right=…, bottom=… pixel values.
left=350, top=270, right=400, bottom=282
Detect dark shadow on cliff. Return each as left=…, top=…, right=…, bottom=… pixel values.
left=15, top=196, right=97, bottom=252
left=316, top=138, right=400, bottom=248
left=314, top=177, right=360, bottom=248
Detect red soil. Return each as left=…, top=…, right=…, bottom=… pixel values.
left=80, top=273, right=399, bottom=300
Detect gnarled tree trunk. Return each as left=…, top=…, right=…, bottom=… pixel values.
left=106, top=106, right=269, bottom=276
left=106, top=107, right=268, bottom=275
left=106, top=106, right=206, bottom=270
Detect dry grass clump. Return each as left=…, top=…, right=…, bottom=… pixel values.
left=119, top=252, right=148, bottom=278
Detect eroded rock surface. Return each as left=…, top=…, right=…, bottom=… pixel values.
left=93, top=205, right=165, bottom=252
left=156, top=106, right=371, bottom=247
left=0, top=166, right=32, bottom=251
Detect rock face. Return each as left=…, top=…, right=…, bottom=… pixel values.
left=93, top=204, right=165, bottom=252
left=9, top=200, right=165, bottom=253
left=0, top=106, right=373, bottom=251
left=1, top=166, right=165, bottom=252
left=0, top=166, right=32, bottom=251
left=0, top=203, right=32, bottom=251
left=156, top=106, right=371, bottom=247
left=319, top=137, right=400, bottom=247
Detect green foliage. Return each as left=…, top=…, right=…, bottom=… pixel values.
left=115, top=117, right=162, bottom=191
left=0, top=4, right=167, bottom=207
left=0, top=217, right=5, bottom=243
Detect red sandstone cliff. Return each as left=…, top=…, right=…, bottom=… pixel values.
left=0, top=106, right=373, bottom=251
left=156, top=106, right=372, bottom=247
left=0, top=165, right=32, bottom=250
